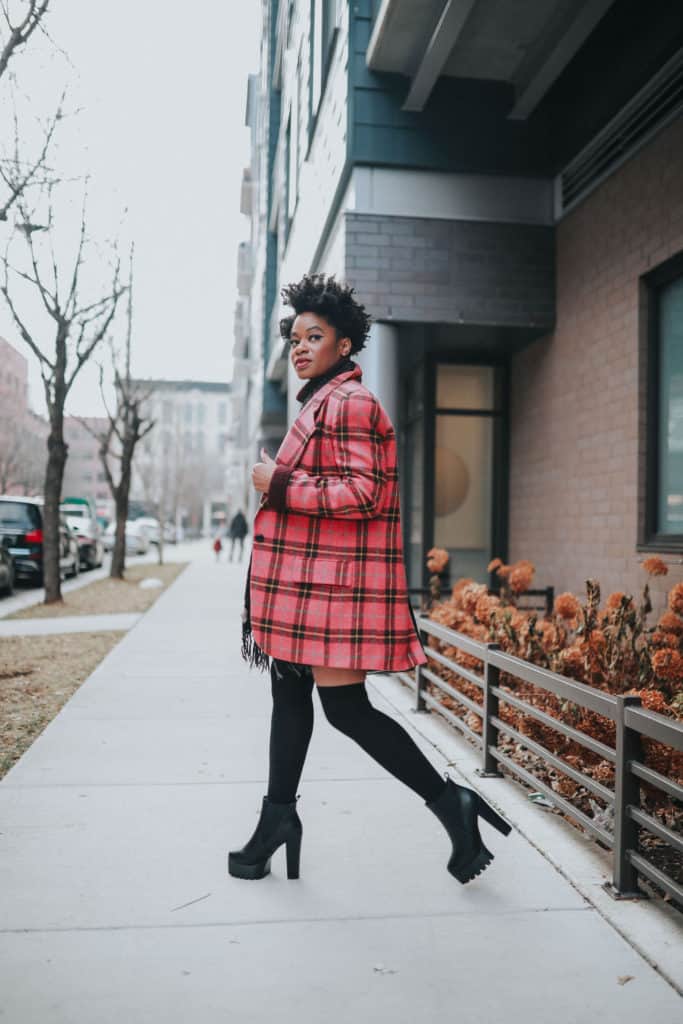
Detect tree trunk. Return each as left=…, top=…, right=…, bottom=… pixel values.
left=110, top=434, right=134, bottom=579
left=110, top=489, right=129, bottom=579
left=42, top=426, right=68, bottom=604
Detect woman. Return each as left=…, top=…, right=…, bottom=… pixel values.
left=229, top=274, right=510, bottom=884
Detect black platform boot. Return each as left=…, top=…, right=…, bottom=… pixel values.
left=228, top=795, right=302, bottom=880
left=426, top=776, right=512, bottom=883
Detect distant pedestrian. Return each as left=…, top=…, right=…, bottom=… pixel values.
left=228, top=508, right=248, bottom=562
left=212, top=535, right=223, bottom=561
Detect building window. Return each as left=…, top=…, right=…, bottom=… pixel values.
left=287, top=93, right=298, bottom=224
left=310, top=0, right=339, bottom=125
left=197, top=402, right=206, bottom=425
left=645, top=253, right=683, bottom=546
left=284, top=113, right=292, bottom=239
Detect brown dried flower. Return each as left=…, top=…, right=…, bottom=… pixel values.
left=605, top=591, right=634, bottom=612
left=554, top=592, right=582, bottom=621
left=658, top=611, right=683, bottom=636
left=642, top=556, right=668, bottom=577
left=650, top=649, right=683, bottom=685
left=668, top=583, right=683, bottom=618
left=509, top=564, right=535, bottom=594
left=650, top=630, right=681, bottom=649
left=625, top=687, right=671, bottom=714
left=460, top=582, right=489, bottom=615
left=426, top=547, right=449, bottom=574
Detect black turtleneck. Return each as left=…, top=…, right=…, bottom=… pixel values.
left=268, top=355, right=356, bottom=511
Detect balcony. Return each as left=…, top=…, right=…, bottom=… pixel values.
left=367, top=0, right=616, bottom=118
left=237, top=241, right=253, bottom=296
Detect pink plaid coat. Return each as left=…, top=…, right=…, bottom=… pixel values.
left=249, top=363, right=427, bottom=671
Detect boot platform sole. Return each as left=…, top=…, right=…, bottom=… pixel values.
left=227, top=854, right=272, bottom=880
left=450, top=845, right=494, bottom=884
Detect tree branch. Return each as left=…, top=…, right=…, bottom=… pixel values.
left=0, top=0, right=50, bottom=81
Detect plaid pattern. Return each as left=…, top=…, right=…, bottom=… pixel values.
left=249, top=364, right=427, bottom=671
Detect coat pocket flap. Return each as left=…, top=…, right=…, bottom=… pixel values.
left=287, top=556, right=350, bottom=587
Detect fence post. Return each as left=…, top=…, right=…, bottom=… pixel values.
left=604, top=694, right=646, bottom=899
left=415, top=663, right=426, bottom=712
left=475, top=642, right=503, bottom=778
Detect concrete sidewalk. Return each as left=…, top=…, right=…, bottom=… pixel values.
left=0, top=544, right=680, bottom=1022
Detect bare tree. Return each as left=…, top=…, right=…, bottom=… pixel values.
left=0, top=1, right=50, bottom=82
left=0, top=184, right=126, bottom=602
left=87, top=246, right=155, bottom=578
left=0, top=94, right=64, bottom=223
left=0, top=3, right=62, bottom=220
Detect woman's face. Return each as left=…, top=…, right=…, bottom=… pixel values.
left=288, top=312, right=351, bottom=379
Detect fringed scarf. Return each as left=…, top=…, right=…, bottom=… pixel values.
left=240, top=354, right=357, bottom=672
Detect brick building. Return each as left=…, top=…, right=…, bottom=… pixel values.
left=0, top=337, right=48, bottom=496
left=61, top=416, right=112, bottom=516
left=237, top=0, right=683, bottom=611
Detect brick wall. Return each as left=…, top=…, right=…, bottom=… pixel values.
left=508, top=117, right=683, bottom=614
left=345, top=212, right=555, bottom=330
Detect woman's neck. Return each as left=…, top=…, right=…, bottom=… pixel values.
left=296, top=354, right=355, bottom=404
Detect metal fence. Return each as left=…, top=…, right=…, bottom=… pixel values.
left=394, top=614, right=683, bottom=903
left=409, top=585, right=555, bottom=617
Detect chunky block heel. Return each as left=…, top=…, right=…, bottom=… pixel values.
left=476, top=794, right=512, bottom=836
left=286, top=831, right=302, bottom=879
left=228, top=795, right=302, bottom=881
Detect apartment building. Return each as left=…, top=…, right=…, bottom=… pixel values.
left=130, top=379, right=235, bottom=536
left=236, top=0, right=683, bottom=610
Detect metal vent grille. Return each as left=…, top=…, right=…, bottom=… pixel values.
left=558, top=48, right=683, bottom=215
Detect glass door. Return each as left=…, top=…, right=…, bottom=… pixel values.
left=432, top=363, right=506, bottom=583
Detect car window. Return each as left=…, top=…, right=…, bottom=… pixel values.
left=0, top=501, right=41, bottom=529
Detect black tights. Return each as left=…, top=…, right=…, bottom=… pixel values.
left=266, top=660, right=447, bottom=805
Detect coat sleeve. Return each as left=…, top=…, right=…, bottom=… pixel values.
left=268, top=393, right=387, bottom=519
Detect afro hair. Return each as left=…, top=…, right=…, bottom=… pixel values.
left=279, top=273, right=372, bottom=355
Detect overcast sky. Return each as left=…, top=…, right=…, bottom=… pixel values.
left=0, top=1, right=260, bottom=417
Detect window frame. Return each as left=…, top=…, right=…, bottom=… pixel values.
left=640, top=250, right=683, bottom=551
left=399, top=354, right=509, bottom=591
left=306, top=0, right=340, bottom=156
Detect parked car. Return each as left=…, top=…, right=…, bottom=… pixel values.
left=60, top=500, right=105, bottom=570
left=0, top=544, right=14, bottom=597
left=0, top=496, right=80, bottom=586
left=132, top=516, right=161, bottom=545
left=103, top=519, right=151, bottom=555
left=163, top=522, right=178, bottom=544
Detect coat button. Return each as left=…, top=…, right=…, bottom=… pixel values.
left=254, top=533, right=264, bottom=542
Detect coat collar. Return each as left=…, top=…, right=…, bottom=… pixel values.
left=276, top=363, right=363, bottom=470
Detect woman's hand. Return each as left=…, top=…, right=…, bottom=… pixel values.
left=252, top=448, right=277, bottom=493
